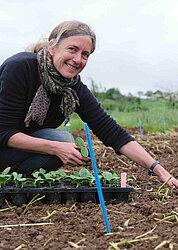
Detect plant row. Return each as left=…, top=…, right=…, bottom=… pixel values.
left=0, top=167, right=124, bottom=188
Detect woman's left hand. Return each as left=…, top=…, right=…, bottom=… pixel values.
left=119, top=141, right=178, bottom=188
left=154, top=165, right=178, bottom=188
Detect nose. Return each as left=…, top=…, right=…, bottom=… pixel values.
left=72, top=52, right=82, bottom=64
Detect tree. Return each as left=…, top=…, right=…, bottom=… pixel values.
left=145, top=90, right=153, bottom=98
left=153, top=90, right=163, bottom=98
left=105, top=88, right=123, bottom=100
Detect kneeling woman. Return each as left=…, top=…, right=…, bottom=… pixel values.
left=0, top=20, right=177, bottom=188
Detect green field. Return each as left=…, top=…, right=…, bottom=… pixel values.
left=60, top=98, right=178, bottom=133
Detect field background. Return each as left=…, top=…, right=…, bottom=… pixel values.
left=61, top=97, right=178, bottom=133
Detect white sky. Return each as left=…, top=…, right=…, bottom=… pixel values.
left=0, top=0, right=178, bottom=95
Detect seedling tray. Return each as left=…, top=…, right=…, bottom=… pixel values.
left=0, top=181, right=134, bottom=206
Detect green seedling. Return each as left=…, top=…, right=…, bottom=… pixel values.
left=54, top=169, right=68, bottom=181
left=0, top=167, right=125, bottom=188
left=76, top=137, right=89, bottom=157
left=0, top=167, right=36, bottom=188
left=0, top=167, right=12, bottom=187
left=1, top=167, right=11, bottom=175
left=12, top=172, right=27, bottom=188
left=68, top=167, right=95, bottom=187
left=32, top=168, right=54, bottom=187
left=48, top=170, right=60, bottom=180
left=32, top=168, right=68, bottom=187
left=98, top=170, right=121, bottom=186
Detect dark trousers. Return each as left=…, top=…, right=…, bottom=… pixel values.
left=0, top=128, right=75, bottom=174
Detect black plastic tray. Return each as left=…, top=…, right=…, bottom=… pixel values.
left=0, top=182, right=134, bottom=206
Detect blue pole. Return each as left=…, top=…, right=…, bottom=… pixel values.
left=139, top=119, right=143, bottom=138
left=84, top=123, right=111, bottom=233
left=163, top=117, right=166, bottom=135
left=65, top=122, right=70, bottom=132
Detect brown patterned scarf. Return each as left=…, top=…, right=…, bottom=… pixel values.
left=24, top=47, right=79, bottom=127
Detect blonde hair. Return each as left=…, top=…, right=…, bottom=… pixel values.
left=26, top=20, right=96, bottom=53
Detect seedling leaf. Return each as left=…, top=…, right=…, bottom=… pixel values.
left=102, top=172, right=113, bottom=181
left=2, top=167, right=11, bottom=175
left=76, top=137, right=84, bottom=147
left=79, top=168, right=91, bottom=178
left=81, top=147, right=89, bottom=157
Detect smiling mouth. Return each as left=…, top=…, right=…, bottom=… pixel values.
left=66, top=63, right=78, bottom=70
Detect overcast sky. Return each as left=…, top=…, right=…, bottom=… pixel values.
left=1, top=0, right=178, bottom=95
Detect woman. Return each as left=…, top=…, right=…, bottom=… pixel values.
left=0, top=20, right=177, bottom=187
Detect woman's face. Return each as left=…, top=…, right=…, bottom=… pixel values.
left=49, top=35, right=93, bottom=79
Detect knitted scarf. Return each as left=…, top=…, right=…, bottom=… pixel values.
left=24, top=47, right=79, bottom=127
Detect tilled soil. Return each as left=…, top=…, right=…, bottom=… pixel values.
left=0, top=128, right=177, bottom=250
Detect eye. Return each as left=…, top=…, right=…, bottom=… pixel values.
left=82, top=52, right=90, bottom=59
left=68, top=47, right=76, bottom=52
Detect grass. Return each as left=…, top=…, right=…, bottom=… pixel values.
left=105, top=99, right=178, bottom=132
left=59, top=98, right=178, bottom=133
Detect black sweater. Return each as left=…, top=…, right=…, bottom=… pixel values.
left=0, top=52, right=135, bottom=153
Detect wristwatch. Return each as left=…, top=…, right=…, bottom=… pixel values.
left=148, top=161, right=160, bottom=176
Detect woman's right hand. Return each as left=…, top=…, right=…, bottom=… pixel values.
left=8, top=133, right=90, bottom=166
left=51, top=141, right=90, bottom=166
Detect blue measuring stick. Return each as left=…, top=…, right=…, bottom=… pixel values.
left=139, top=119, right=143, bottom=138
left=84, top=123, right=111, bottom=234
left=65, top=122, right=70, bottom=132
left=163, top=117, right=166, bottom=135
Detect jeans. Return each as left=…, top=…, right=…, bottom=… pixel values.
left=0, top=128, right=75, bottom=174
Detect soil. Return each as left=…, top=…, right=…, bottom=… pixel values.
left=0, top=128, right=177, bottom=250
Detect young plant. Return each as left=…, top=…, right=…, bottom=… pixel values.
left=32, top=168, right=54, bottom=187
left=0, top=167, right=124, bottom=189
left=75, top=137, right=89, bottom=157
left=99, top=170, right=121, bottom=186
left=68, top=167, right=95, bottom=187
left=53, top=169, right=68, bottom=181
left=12, top=172, right=28, bottom=188
left=0, top=167, right=12, bottom=187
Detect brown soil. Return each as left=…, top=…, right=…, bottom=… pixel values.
left=0, top=128, right=178, bottom=250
